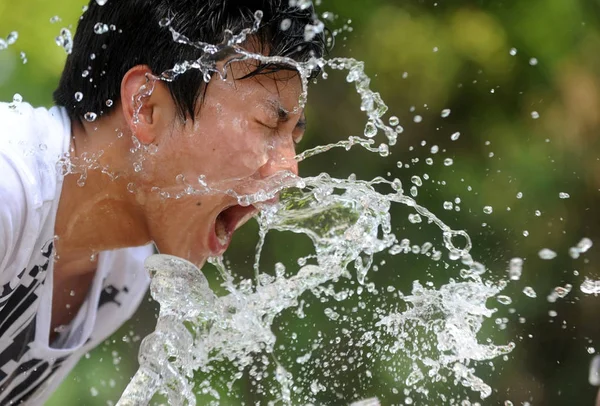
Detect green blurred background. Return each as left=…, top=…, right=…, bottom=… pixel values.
left=2, top=0, right=600, bottom=404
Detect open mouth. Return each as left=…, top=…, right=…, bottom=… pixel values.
left=209, top=204, right=259, bottom=255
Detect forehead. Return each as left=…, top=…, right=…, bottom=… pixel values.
left=226, top=59, right=303, bottom=106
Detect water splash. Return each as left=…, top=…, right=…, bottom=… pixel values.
left=17, top=3, right=518, bottom=404
left=0, top=31, right=18, bottom=51
left=55, top=27, right=73, bottom=54
left=117, top=173, right=510, bottom=405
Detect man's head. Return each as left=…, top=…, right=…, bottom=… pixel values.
left=54, top=0, right=326, bottom=120
left=53, top=0, right=327, bottom=265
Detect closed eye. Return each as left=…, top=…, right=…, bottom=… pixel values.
left=257, top=120, right=278, bottom=130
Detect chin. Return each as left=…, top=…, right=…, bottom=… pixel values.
left=153, top=238, right=208, bottom=269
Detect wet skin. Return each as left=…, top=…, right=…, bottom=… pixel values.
left=50, top=60, right=306, bottom=339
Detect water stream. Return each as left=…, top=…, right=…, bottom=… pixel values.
left=117, top=173, right=514, bottom=405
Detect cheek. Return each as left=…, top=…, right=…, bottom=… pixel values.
left=204, top=119, right=270, bottom=179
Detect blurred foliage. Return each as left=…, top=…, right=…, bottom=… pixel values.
left=2, top=0, right=600, bottom=404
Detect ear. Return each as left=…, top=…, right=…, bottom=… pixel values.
left=120, top=65, right=174, bottom=144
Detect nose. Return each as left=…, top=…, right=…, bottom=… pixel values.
left=258, top=133, right=299, bottom=178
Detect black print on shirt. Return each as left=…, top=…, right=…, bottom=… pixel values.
left=0, top=242, right=66, bottom=405
left=98, top=284, right=129, bottom=308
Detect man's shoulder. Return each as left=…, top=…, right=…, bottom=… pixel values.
left=0, top=102, right=71, bottom=203
left=0, top=101, right=71, bottom=151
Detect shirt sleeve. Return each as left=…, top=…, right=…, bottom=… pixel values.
left=0, top=151, right=29, bottom=277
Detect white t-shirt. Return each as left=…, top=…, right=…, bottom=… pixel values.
left=0, top=101, right=153, bottom=405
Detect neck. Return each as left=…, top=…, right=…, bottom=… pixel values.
left=53, top=111, right=151, bottom=280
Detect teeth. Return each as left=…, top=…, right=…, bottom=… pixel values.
left=215, top=219, right=228, bottom=245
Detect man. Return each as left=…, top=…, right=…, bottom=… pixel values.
left=0, top=0, right=325, bottom=403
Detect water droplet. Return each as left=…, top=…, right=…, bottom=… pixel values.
left=39, top=143, right=47, bottom=151
left=388, top=116, right=400, bottom=126
left=6, top=31, right=18, bottom=45
left=378, top=144, right=389, bottom=157
left=364, top=121, right=377, bottom=138
left=450, top=132, right=460, bottom=141
left=538, top=248, right=557, bottom=260
left=443, top=201, right=453, bottom=210
left=580, top=278, right=600, bottom=295
left=105, top=99, right=113, bottom=107
left=75, top=92, right=83, bottom=102
left=443, top=158, right=453, bottom=166
left=516, top=192, right=523, bottom=199
left=529, top=57, right=538, bottom=66
left=324, top=308, right=339, bottom=320
left=95, top=0, right=108, bottom=5
left=559, top=192, right=570, bottom=199
left=441, top=109, right=451, bottom=118
left=523, top=230, right=529, bottom=237
left=483, top=206, right=493, bottom=214
left=430, top=145, right=439, bottom=154
left=304, top=21, right=325, bottom=41
left=576, top=238, right=593, bottom=254
left=274, top=262, right=286, bottom=278
left=531, top=111, right=540, bottom=119
left=94, top=23, right=108, bottom=35
left=408, top=213, right=422, bottom=224
left=497, top=295, right=512, bottom=305
left=509, top=47, right=517, bottom=56
left=523, top=286, right=537, bottom=298
left=55, top=28, right=73, bottom=54
left=411, top=176, right=422, bottom=187
left=555, top=284, right=572, bottom=298
left=19, top=51, right=27, bottom=64
left=12, top=93, right=23, bottom=104
left=591, top=355, right=600, bottom=385
left=413, top=115, right=422, bottom=123
left=588, top=347, right=596, bottom=354
left=84, top=112, right=97, bottom=122
left=508, top=257, right=523, bottom=280
left=535, top=210, right=541, bottom=216
left=158, top=17, right=172, bottom=27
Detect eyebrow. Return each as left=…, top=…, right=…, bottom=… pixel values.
left=267, top=99, right=306, bottom=129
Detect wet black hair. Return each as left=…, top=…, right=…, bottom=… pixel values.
left=53, top=0, right=328, bottom=121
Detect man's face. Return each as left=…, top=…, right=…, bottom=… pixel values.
left=133, top=62, right=305, bottom=266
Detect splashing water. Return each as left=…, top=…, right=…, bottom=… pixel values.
left=116, top=171, right=514, bottom=405
left=105, top=3, right=523, bottom=405
left=3, top=0, right=600, bottom=403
